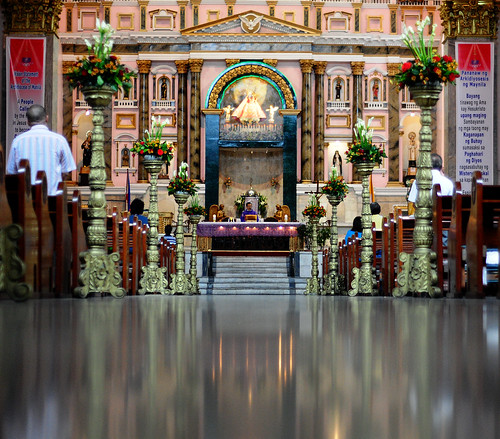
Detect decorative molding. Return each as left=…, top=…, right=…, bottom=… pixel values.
left=225, top=59, right=241, bottom=67
left=314, top=61, right=327, bottom=76
left=440, top=0, right=498, bottom=39
left=386, top=63, right=401, bottom=77
left=136, top=60, right=152, bottom=74
left=62, top=60, right=74, bottom=75
left=4, top=0, right=63, bottom=34
left=351, top=61, right=365, bottom=76
left=175, top=60, right=189, bottom=74
left=327, top=114, right=351, bottom=128
left=300, top=59, right=314, bottom=74
left=189, top=59, right=204, bottom=73
left=116, top=114, right=137, bottom=129
left=263, top=59, right=278, bottom=67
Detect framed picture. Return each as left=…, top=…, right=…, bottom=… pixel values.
left=327, top=114, right=351, bottom=128
left=152, top=113, right=176, bottom=127
left=367, top=16, right=383, bottom=32
left=367, top=115, right=385, bottom=130
left=117, top=14, right=134, bottom=30
left=116, top=113, right=137, bottom=129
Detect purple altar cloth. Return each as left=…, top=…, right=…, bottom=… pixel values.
left=197, top=222, right=302, bottom=238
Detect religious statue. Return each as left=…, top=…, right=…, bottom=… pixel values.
left=408, top=132, right=417, bottom=161
left=121, top=148, right=130, bottom=168
left=372, top=80, right=379, bottom=101
left=267, top=105, right=279, bottom=123
left=223, top=105, right=234, bottom=122
left=274, top=204, right=284, bottom=222
left=232, top=91, right=267, bottom=124
left=81, top=131, right=92, bottom=168
left=335, top=79, right=342, bottom=101
left=217, top=204, right=228, bottom=222
left=160, top=78, right=167, bottom=100
left=333, top=150, right=343, bottom=177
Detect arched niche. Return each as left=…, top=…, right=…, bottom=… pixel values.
left=204, top=62, right=299, bottom=219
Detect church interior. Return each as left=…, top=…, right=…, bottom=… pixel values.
left=1, top=0, right=500, bottom=437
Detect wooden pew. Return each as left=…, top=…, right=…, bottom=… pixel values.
left=432, top=184, right=453, bottom=295
left=48, top=182, right=72, bottom=297
left=67, top=190, right=87, bottom=291
left=372, top=222, right=382, bottom=293
left=31, top=171, right=54, bottom=296
left=447, top=182, right=471, bottom=298
left=465, top=171, right=500, bottom=298
left=6, top=159, right=39, bottom=297
left=381, top=216, right=391, bottom=296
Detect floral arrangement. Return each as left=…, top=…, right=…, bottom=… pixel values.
left=184, top=193, right=206, bottom=216
left=224, top=177, right=232, bottom=188
left=270, top=177, right=279, bottom=188
left=167, top=162, right=197, bottom=195
left=395, top=16, right=460, bottom=89
left=234, top=193, right=268, bottom=216
left=321, top=167, right=349, bottom=199
left=346, top=118, right=387, bottom=165
left=64, top=19, right=136, bottom=93
left=302, top=196, right=326, bottom=219
left=131, top=116, right=174, bottom=162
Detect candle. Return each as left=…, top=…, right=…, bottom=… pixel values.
left=213, top=214, right=216, bottom=222
left=284, top=214, right=288, bottom=222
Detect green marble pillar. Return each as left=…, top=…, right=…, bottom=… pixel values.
left=314, top=61, right=327, bottom=183
left=136, top=60, right=152, bottom=183
left=175, top=60, right=189, bottom=165
left=189, top=59, right=203, bottom=182
left=387, top=63, right=402, bottom=182
left=300, top=60, right=314, bottom=183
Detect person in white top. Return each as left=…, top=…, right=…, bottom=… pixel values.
left=407, top=153, right=454, bottom=204
left=7, top=105, right=76, bottom=196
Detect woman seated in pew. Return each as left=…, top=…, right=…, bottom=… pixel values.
left=130, top=198, right=148, bottom=225
left=344, top=216, right=362, bottom=244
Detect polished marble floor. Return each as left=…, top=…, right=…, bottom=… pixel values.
left=1, top=296, right=499, bottom=439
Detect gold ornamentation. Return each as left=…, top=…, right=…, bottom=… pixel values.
left=136, top=60, right=152, bottom=74
left=351, top=61, right=365, bottom=76
left=62, top=61, right=74, bottom=75
left=440, top=0, right=498, bottom=39
left=207, top=64, right=296, bottom=109
left=300, top=59, right=314, bottom=74
left=262, top=59, right=278, bottom=67
left=4, top=0, right=63, bottom=34
left=304, top=216, right=321, bottom=295
left=189, top=59, right=204, bottom=73
left=240, top=12, right=264, bottom=33
left=386, top=62, right=401, bottom=77
left=175, top=60, right=189, bottom=74
left=225, top=59, right=240, bottom=67
left=314, top=61, right=327, bottom=75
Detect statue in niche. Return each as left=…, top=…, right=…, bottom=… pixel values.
left=372, top=80, right=380, bottom=101
left=232, top=90, right=266, bottom=124
left=223, top=105, right=234, bottom=122
left=267, top=105, right=279, bottom=123
left=160, top=78, right=168, bottom=100
left=121, top=147, right=130, bottom=168
left=408, top=132, right=417, bottom=161
left=333, top=150, right=343, bottom=177
left=81, top=131, right=92, bottom=168
left=335, top=79, right=342, bottom=100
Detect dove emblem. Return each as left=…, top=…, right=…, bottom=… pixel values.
left=240, top=13, right=263, bottom=33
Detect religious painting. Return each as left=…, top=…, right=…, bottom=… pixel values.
left=219, top=76, right=284, bottom=142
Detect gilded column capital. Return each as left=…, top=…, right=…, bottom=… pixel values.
left=225, top=59, right=240, bottom=67
left=136, top=60, right=152, bottom=74
left=177, top=0, right=188, bottom=5
left=300, top=60, right=315, bottom=74
left=175, top=60, right=189, bottom=74
left=263, top=59, right=278, bottom=67
left=267, top=0, right=278, bottom=6
left=386, top=63, right=401, bottom=77
left=314, top=61, right=327, bottom=75
left=301, top=0, right=312, bottom=6
left=62, top=60, right=74, bottom=75
left=440, top=0, right=498, bottom=39
left=4, top=0, right=63, bottom=34
left=312, top=1, right=324, bottom=7
left=190, top=0, right=201, bottom=5
left=224, top=0, right=236, bottom=5
left=189, top=59, right=204, bottom=73
left=351, top=61, right=365, bottom=76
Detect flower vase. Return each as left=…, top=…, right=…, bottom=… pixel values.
left=75, top=85, right=125, bottom=298
left=139, top=155, right=169, bottom=294
left=168, top=191, right=191, bottom=294
left=394, top=81, right=443, bottom=298
left=323, top=195, right=345, bottom=295
left=188, top=215, right=202, bottom=294
left=349, top=161, right=377, bottom=296
left=304, top=216, right=321, bottom=295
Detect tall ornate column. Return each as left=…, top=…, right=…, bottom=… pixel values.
left=136, top=60, right=152, bottom=183
left=189, top=59, right=203, bottom=182
left=314, top=61, right=327, bottom=183
left=300, top=59, right=314, bottom=183
left=351, top=61, right=365, bottom=181
left=62, top=61, right=76, bottom=178
left=175, top=60, right=189, bottom=165
left=387, top=63, right=401, bottom=183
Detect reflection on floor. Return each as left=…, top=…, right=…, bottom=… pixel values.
left=0, top=296, right=499, bottom=439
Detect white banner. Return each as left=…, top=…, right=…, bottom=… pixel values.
left=455, top=42, right=494, bottom=192
left=6, top=37, right=46, bottom=160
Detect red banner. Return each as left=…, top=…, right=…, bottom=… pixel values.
left=6, top=37, right=45, bottom=157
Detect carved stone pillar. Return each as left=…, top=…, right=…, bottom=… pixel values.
left=314, top=61, right=327, bottom=183
left=301, top=1, right=312, bottom=27
left=351, top=61, right=364, bottom=181
left=137, top=60, right=152, bottom=182
left=62, top=61, right=75, bottom=172
left=175, top=60, right=189, bottom=165
left=189, top=59, right=203, bottom=182
left=313, top=1, right=324, bottom=31
left=178, top=0, right=188, bottom=29
left=300, top=60, right=314, bottom=183
left=387, top=63, right=401, bottom=182
left=191, top=0, right=201, bottom=26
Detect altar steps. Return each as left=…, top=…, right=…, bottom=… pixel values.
left=199, top=255, right=307, bottom=295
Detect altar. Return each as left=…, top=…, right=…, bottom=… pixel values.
left=197, top=222, right=302, bottom=251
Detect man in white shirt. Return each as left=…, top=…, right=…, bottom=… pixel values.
left=7, top=105, right=76, bottom=196
left=408, top=153, right=454, bottom=204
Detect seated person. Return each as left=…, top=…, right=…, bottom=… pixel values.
left=274, top=204, right=284, bottom=222
left=240, top=202, right=258, bottom=222
left=217, top=204, right=229, bottom=222
left=163, top=224, right=176, bottom=245
left=130, top=198, right=148, bottom=225
left=370, top=202, right=383, bottom=231
left=344, top=216, right=362, bottom=244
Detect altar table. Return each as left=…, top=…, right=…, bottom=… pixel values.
left=196, top=222, right=303, bottom=251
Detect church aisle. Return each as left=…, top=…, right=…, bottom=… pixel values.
left=0, top=296, right=499, bottom=439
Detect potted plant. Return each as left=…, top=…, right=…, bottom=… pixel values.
left=167, top=162, right=197, bottom=196
left=346, top=118, right=387, bottom=166
left=321, top=168, right=349, bottom=200
left=184, top=194, right=206, bottom=217
left=131, top=115, right=175, bottom=164
left=302, top=196, right=326, bottom=221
